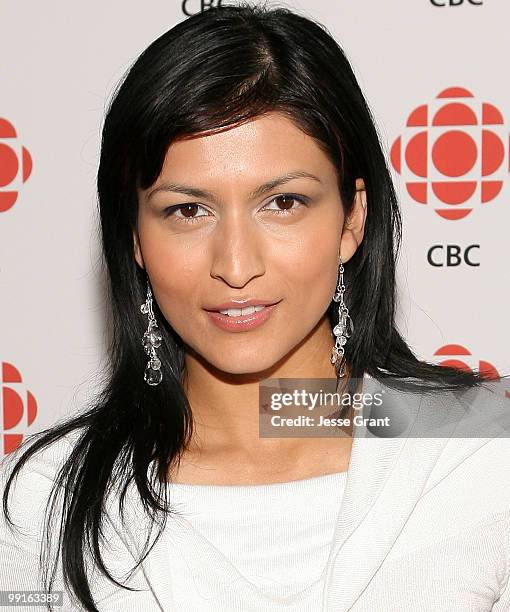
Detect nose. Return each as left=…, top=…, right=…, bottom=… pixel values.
left=209, top=210, right=266, bottom=288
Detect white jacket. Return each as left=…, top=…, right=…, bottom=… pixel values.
left=1, top=376, right=510, bottom=611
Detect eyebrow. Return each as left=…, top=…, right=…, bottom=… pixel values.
left=146, top=171, right=322, bottom=203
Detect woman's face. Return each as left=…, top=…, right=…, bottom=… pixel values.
left=134, top=111, right=365, bottom=375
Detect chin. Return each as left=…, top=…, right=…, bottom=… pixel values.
left=204, top=350, right=287, bottom=379
left=215, top=358, right=279, bottom=378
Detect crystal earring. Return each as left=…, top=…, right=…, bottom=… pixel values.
left=140, top=280, right=163, bottom=386
left=331, top=256, right=354, bottom=377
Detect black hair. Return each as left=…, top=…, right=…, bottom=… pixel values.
left=2, top=3, right=503, bottom=610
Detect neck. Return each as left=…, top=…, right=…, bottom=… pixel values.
left=180, top=315, right=355, bottom=459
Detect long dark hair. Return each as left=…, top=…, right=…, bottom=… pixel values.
left=2, top=3, right=502, bottom=610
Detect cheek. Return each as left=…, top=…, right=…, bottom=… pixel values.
left=138, top=229, right=205, bottom=325
left=282, top=229, right=340, bottom=317
left=150, top=268, right=200, bottom=337
left=139, top=216, right=195, bottom=280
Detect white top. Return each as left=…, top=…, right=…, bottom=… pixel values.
left=166, top=471, right=348, bottom=609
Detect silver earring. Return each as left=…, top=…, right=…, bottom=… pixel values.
left=331, top=256, right=354, bottom=377
left=140, top=280, right=163, bottom=386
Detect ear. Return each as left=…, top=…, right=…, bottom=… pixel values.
left=339, top=177, right=367, bottom=263
left=133, top=230, right=145, bottom=269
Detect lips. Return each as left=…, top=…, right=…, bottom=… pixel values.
left=217, top=304, right=266, bottom=315
left=205, top=302, right=278, bottom=332
left=204, top=298, right=281, bottom=312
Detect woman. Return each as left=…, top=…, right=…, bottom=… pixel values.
left=2, top=3, right=510, bottom=611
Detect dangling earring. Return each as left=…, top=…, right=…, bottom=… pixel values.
left=331, top=256, right=354, bottom=377
left=140, top=279, right=163, bottom=386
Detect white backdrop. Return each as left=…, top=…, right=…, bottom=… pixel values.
left=1, top=0, right=508, bottom=455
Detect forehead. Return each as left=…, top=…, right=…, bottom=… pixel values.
left=158, top=112, right=336, bottom=182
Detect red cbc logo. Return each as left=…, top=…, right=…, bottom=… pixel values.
left=391, top=87, right=508, bottom=220
left=0, top=118, right=32, bottom=213
left=1, top=362, right=38, bottom=454
left=435, top=343, right=510, bottom=398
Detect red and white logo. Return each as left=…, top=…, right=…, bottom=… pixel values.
left=1, top=362, right=38, bottom=454
left=0, top=118, right=32, bottom=213
left=391, top=87, right=508, bottom=220
left=434, top=343, right=510, bottom=398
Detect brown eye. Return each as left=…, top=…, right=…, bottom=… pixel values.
left=179, top=204, right=200, bottom=218
left=264, top=194, right=308, bottom=215
left=273, top=195, right=297, bottom=210
left=163, top=203, right=208, bottom=222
